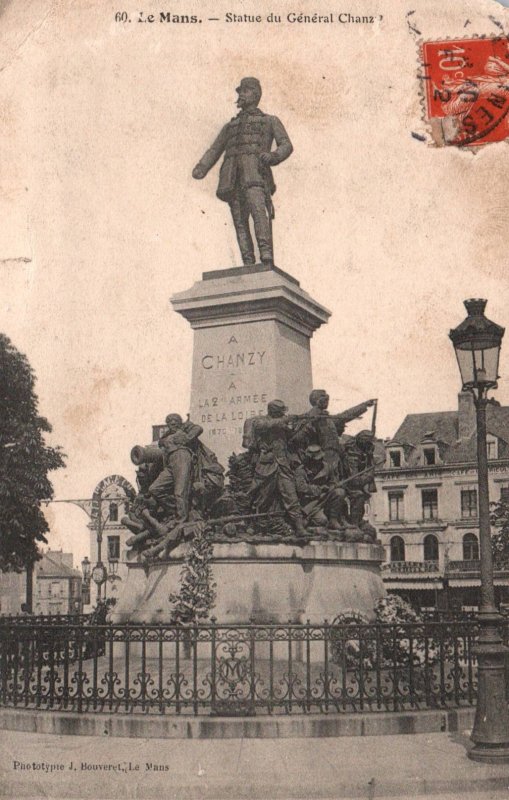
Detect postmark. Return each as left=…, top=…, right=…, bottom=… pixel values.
left=421, top=37, right=509, bottom=147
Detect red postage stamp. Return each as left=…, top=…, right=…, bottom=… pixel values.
left=421, top=37, right=509, bottom=147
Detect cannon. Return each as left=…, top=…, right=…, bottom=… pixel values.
left=130, top=444, right=164, bottom=468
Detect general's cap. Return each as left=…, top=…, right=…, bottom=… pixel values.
left=305, top=445, right=325, bottom=460
left=236, top=77, right=262, bottom=94
left=357, top=429, right=374, bottom=440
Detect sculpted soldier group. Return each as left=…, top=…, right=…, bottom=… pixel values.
left=121, top=81, right=378, bottom=557
left=240, top=392, right=377, bottom=539
left=124, top=391, right=378, bottom=557
left=123, top=414, right=225, bottom=556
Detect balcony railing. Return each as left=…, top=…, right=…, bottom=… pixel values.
left=447, top=560, right=480, bottom=574
left=446, top=560, right=509, bottom=576
left=382, top=561, right=440, bottom=574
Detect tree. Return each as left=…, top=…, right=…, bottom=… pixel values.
left=0, top=334, right=65, bottom=572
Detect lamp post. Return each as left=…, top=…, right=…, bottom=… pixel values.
left=81, top=556, right=91, bottom=608
left=48, top=490, right=122, bottom=604
left=107, top=557, right=121, bottom=599
left=449, top=298, right=509, bottom=763
left=92, top=492, right=107, bottom=602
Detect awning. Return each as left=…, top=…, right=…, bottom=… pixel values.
left=383, top=580, right=440, bottom=590
left=447, top=578, right=509, bottom=587
left=448, top=578, right=479, bottom=588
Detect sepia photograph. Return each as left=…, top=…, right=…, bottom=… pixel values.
left=1, top=0, right=509, bottom=797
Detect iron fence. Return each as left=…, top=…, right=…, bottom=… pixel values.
left=0, top=617, right=498, bottom=716
left=1, top=613, right=91, bottom=626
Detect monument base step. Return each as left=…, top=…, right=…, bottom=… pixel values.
left=110, top=541, right=386, bottom=624
left=0, top=707, right=475, bottom=740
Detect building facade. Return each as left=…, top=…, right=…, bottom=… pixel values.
left=0, top=570, right=26, bottom=615
left=370, top=392, right=509, bottom=611
left=0, top=551, right=83, bottom=615
left=88, top=474, right=136, bottom=603
left=34, top=551, right=83, bottom=614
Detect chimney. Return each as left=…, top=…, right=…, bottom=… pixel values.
left=458, top=391, right=475, bottom=439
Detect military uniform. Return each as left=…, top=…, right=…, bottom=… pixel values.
left=343, top=432, right=376, bottom=527
left=291, top=397, right=375, bottom=479
left=294, top=446, right=347, bottom=529
left=193, top=83, right=293, bottom=265
left=148, top=420, right=203, bottom=520
left=248, top=409, right=305, bottom=535
left=291, top=407, right=348, bottom=479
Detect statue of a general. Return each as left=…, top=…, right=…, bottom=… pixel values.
left=192, top=78, right=293, bottom=268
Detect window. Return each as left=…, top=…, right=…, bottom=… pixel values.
left=463, top=533, right=479, bottom=561
left=423, top=534, right=439, bottom=561
left=390, top=536, right=405, bottom=562
left=107, top=535, right=120, bottom=561
left=421, top=489, right=438, bottom=520
left=389, top=450, right=401, bottom=468
left=487, top=437, right=498, bottom=460
left=461, top=489, right=478, bottom=519
left=109, top=502, right=118, bottom=522
left=423, top=447, right=436, bottom=465
left=500, top=487, right=509, bottom=505
left=388, top=491, right=404, bottom=521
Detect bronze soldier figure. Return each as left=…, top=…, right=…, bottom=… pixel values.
left=343, top=430, right=377, bottom=528
left=294, top=445, right=349, bottom=530
left=192, top=78, right=293, bottom=267
left=147, top=413, right=204, bottom=521
left=248, top=399, right=306, bottom=537
left=291, top=390, right=376, bottom=479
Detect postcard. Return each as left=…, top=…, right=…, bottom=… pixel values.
left=1, top=0, right=509, bottom=797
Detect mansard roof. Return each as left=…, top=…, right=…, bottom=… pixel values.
left=394, top=412, right=458, bottom=449
left=36, top=553, right=81, bottom=579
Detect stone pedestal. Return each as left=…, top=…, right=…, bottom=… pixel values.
left=110, top=541, right=386, bottom=625
left=171, top=265, right=330, bottom=468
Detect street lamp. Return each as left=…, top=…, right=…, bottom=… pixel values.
left=450, top=298, right=509, bottom=763
left=81, top=556, right=91, bottom=582
left=47, top=488, right=129, bottom=605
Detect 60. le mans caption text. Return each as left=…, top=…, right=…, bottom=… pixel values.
left=114, top=11, right=381, bottom=24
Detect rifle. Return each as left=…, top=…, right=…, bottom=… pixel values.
left=208, top=511, right=285, bottom=525
left=289, top=399, right=377, bottom=426
left=301, top=459, right=384, bottom=516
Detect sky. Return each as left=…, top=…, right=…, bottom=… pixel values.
left=1, top=0, right=508, bottom=565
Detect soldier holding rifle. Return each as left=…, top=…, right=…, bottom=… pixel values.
left=248, top=399, right=307, bottom=537
left=291, top=389, right=376, bottom=479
